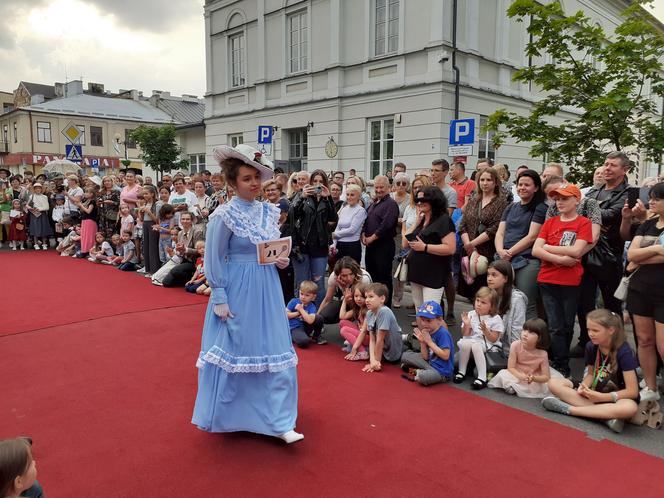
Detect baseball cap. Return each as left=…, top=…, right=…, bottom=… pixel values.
left=548, top=183, right=581, bottom=200
left=416, top=301, right=444, bottom=319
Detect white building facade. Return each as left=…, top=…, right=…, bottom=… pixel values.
left=203, top=0, right=662, bottom=179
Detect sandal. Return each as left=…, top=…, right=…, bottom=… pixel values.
left=453, top=372, right=465, bottom=384
left=471, top=378, right=487, bottom=390
left=349, top=351, right=369, bottom=361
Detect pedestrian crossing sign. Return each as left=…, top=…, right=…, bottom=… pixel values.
left=66, top=144, right=83, bottom=163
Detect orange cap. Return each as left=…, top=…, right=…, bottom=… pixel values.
left=548, top=183, right=581, bottom=200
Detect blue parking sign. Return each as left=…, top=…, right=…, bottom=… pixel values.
left=258, top=126, right=273, bottom=144
left=449, top=119, right=475, bottom=145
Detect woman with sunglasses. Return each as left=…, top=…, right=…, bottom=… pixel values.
left=402, top=186, right=456, bottom=310
left=390, top=172, right=410, bottom=307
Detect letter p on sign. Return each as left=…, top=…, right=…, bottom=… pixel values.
left=258, top=125, right=273, bottom=145
left=449, top=119, right=475, bottom=146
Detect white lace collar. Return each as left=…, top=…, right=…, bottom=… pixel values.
left=210, top=197, right=281, bottom=243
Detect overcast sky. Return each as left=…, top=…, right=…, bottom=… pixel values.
left=0, top=0, right=206, bottom=97
left=0, top=1, right=662, bottom=99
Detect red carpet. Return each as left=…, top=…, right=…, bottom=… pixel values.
left=2, top=252, right=663, bottom=497
left=0, top=252, right=206, bottom=336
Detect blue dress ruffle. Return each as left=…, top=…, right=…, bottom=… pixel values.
left=191, top=197, right=298, bottom=436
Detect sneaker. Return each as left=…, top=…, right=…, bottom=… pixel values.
left=144, top=273, right=153, bottom=278
left=640, top=387, right=661, bottom=403
left=152, top=281, right=164, bottom=287
left=505, top=386, right=516, bottom=395
left=341, top=345, right=351, bottom=353
left=87, top=257, right=96, bottom=262
left=42, top=244, right=48, bottom=250
left=34, top=246, right=41, bottom=251
left=20, top=245, right=25, bottom=250
left=542, top=396, right=571, bottom=415
left=101, top=260, right=113, bottom=265
left=316, top=336, right=328, bottom=345
left=11, top=246, right=16, bottom=251
left=605, top=418, right=625, bottom=433
left=136, top=267, right=147, bottom=274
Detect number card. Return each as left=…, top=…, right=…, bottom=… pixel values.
left=256, top=236, right=292, bottom=265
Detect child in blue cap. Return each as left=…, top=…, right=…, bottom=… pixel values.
left=401, top=301, right=454, bottom=385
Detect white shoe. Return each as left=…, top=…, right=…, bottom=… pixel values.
left=34, top=246, right=40, bottom=251
left=277, top=430, right=304, bottom=444
left=42, top=244, right=48, bottom=250
left=88, top=257, right=96, bottom=262
left=20, top=245, right=25, bottom=250
left=11, top=246, right=16, bottom=251
left=640, top=387, right=661, bottom=402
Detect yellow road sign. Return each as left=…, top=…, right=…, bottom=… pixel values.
left=62, top=122, right=82, bottom=144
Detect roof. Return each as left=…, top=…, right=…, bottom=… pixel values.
left=21, top=93, right=176, bottom=124
left=20, top=82, right=57, bottom=100
left=156, top=98, right=205, bottom=124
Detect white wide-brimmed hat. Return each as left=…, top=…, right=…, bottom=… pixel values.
left=213, top=144, right=274, bottom=181
left=469, top=251, right=489, bottom=278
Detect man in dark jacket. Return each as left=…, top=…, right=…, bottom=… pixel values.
left=573, top=151, right=630, bottom=355
left=362, top=175, right=399, bottom=307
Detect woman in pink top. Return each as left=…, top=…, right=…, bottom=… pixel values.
left=120, top=171, right=141, bottom=211
left=489, top=318, right=560, bottom=398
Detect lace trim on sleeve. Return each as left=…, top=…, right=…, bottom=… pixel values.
left=209, top=201, right=281, bottom=244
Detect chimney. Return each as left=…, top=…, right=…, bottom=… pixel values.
left=65, top=80, right=84, bottom=97
left=152, top=90, right=163, bottom=97
left=182, top=94, right=199, bottom=103
left=87, top=82, right=105, bottom=94
left=130, top=89, right=139, bottom=100
left=55, top=82, right=65, bottom=98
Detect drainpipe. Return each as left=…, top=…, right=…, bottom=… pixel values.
left=452, top=0, right=460, bottom=120
left=28, top=110, right=35, bottom=174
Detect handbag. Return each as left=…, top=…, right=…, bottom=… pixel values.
left=393, top=259, right=408, bottom=282
left=614, top=268, right=638, bottom=301
left=483, top=336, right=508, bottom=373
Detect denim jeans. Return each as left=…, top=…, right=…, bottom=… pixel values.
left=514, top=257, right=541, bottom=320
left=292, top=254, right=328, bottom=305
left=539, top=283, right=580, bottom=374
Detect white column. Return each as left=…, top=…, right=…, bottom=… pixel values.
left=204, top=11, right=213, bottom=96
left=330, top=0, right=341, bottom=65
left=465, top=0, right=480, bottom=85
left=429, top=0, right=445, bottom=46
left=256, top=0, right=267, bottom=108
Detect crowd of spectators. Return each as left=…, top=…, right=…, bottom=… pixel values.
left=1, top=151, right=663, bottom=436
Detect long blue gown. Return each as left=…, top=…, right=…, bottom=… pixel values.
left=191, top=197, right=299, bottom=435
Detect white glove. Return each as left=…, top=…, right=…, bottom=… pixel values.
left=275, top=257, right=290, bottom=269
left=213, top=303, right=235, bottom=321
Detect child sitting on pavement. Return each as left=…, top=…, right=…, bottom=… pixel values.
left=400, top=301, right=454, bottom=386
left=185, top=241, right=211, bottom=295
left=286, top=280, right=325, bottom=348
left=345, top=283, right=402, bottom=372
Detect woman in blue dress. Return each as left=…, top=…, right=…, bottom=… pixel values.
left=192, top=144, right=303, bottom=444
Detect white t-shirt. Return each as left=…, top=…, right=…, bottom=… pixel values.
left=65, top=186, right=84, bottom=213
left=463, top=311, right=505, bottom=348
left=169, top=190, right=197, bottom=225
left=100, top=241, right=115, bottom=257
left=327, top=269, right=372, bottom=293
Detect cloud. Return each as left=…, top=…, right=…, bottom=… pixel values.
left=87, top=0, right=203, bottom=31
left=0, top=0, right=205, bottom=97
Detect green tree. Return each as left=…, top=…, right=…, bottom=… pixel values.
left=129, top=124, right=189, bottom=180
left=485, top=0, right=664, bottom=184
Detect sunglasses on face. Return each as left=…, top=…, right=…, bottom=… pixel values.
left=395, top=181, right=408, bottom=186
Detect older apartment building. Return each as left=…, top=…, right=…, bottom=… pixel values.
left=0, top=81, right=206, bottom=179
left=203, top=0, right=662, bottom=178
